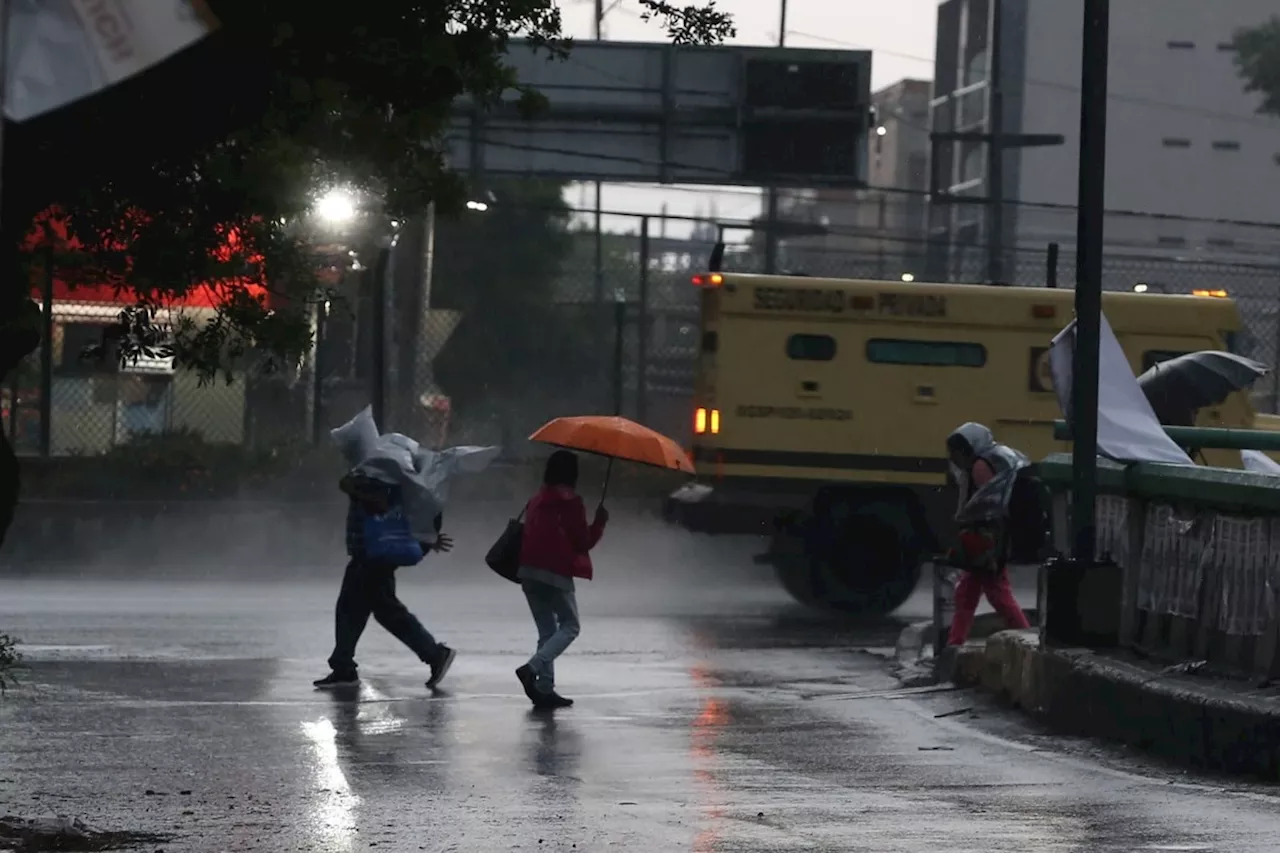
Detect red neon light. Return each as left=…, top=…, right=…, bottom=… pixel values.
left=24, top=208, right=270, bottom=310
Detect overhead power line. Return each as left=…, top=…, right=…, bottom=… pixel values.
left=601, top=2, right=1275, bottom=128
left=479, top=198, right=1280, bottom=273
left=454, top=134, right=1280, bottom=233
left=785, top=29, right=1279, bottom=130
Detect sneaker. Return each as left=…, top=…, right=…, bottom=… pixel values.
left=426, top=645, right=457, bottom=689
left=515, top=664, right=540, bottom=703
left=314, top=670, right=359, bottom=689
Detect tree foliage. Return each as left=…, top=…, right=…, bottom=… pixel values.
left=0, top=0, right=735, bottom=383
left=1234, top=16, right=1280, bottom=116
left=0, top=0, right=734, bottom=549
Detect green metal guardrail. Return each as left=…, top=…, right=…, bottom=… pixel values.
left=1036, top=452, right=1280, bottom=515
left=1037, top=439, right=1280, bottom=673
left=1051, top=420, right=1280, bottom=452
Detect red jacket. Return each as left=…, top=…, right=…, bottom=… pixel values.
left=519, top=485, right=606, bottom=580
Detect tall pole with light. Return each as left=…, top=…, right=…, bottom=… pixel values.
left=310, top=188, right=359, bottom=434
left=1069, top=0, right=1110, bottom=568
left=593, top=0, right=606, bottom=358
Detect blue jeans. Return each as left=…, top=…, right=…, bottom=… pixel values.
left=522, top=580, right=580, bottom=692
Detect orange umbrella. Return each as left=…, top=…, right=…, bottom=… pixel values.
left=529, top=415, right=694, bottom=500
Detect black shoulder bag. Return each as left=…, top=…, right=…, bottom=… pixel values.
left=484, top=503, right=528, bottom=583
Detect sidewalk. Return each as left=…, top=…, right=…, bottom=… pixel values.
left=949, top=630, right=1280, bottom=780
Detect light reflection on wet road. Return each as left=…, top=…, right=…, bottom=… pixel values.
left=0, top=519, right=1276, bottom=851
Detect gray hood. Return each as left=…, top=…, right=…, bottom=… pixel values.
left=948, top=422, right=1029, bottom=525
left=948, top=422, right=996, bottom=457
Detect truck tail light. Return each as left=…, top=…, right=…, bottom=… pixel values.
left=694, top=407, right=721, bottom=434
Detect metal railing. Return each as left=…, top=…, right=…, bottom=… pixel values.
left=1038, top=451, right=1280, bottom=678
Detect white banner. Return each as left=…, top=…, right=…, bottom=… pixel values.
left=6, top=0, right=217, bottom=121
left=1049, top=314, right=1193, bottom=465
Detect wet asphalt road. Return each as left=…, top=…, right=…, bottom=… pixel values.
left=1, top=513, right=1278, bottom=852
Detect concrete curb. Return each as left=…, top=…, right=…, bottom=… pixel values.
left=951, top=631, right=1280, bottom=780
left=894, top=609, right=1038, bottom=665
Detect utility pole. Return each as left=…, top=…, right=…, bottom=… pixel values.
left=593, top=0, right=606, bottom=350
left=1070, top=0, right=1110, bottom=565
left=986, top=0, right=1006, bottom=284
left=763, top=0, right=787, bottom=275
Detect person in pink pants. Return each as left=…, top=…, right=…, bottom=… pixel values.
left=945, top=424, right=1032, bottom=647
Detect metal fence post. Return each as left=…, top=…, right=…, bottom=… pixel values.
left=1272, top=290, right=1280, bottom=413
left=612, top=295, right=625, bottom=417
left=311, top=299, right=328, bottom=444
left=371, top=248, right=389, bottom=432
left=933, top=560, right=957, bottom=657
left=636, top=215, right=650, bottom=425
left=763, top=189, right=779, bottom=274
left=1046, top=242, right=1059, bottom=289
left=594, top=185, right=605, bottom=360
left=39, top=243, right=53, bottom=458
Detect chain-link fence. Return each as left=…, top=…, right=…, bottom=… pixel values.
left=10, top=188, right=1280, bottom=466
left=6, top=252, right=256, bottom=458
left=378, top=205, right=711, bottom=454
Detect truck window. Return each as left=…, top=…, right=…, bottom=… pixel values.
left=866, top=339, right=986, bottom=367
left=786, top=334, right=836, bottom=361
left=1142, top=350, right=1190, bottom=372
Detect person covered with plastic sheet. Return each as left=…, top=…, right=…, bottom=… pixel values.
left=312, top=407, right=498, bottom=690
left=312, top=470, right=458, bottom=690
left=943, top=422, right=1035, bottom=646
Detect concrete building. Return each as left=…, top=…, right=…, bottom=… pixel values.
left=929, top=0, right=1280, bottom=288
left=779, top=79, right=933, bottom=281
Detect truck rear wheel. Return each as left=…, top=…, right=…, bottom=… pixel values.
left=773, top=513, right=922, bottom=615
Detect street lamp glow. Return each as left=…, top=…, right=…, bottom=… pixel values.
left=466, top=200, right=489, bottom=212
left=1133, top=282, right=1149, bottom=293
left=901, top=272, right=915, bottom=282
left=315, top=189, right=356, bottom=224
left=876, top=125, right=888, bottom=136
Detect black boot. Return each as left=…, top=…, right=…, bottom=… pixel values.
left=515, top=664, right=540, bottom=703
left=542, top=691, right=573, bottom=709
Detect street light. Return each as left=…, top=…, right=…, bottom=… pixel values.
left=314, top=188, right=357, bottom=225
left=465, top=200, right=489, bottom=212
left=875, top=125, right=888, bottom=137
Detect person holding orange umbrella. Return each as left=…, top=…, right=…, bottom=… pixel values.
left=510, top=416, right=693, bottom=710
left=513, top=449, right=608, bottom=709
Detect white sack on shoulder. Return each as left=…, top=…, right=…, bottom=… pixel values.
left=330, top=406, right=380, bottom=468
left=342, top=424, right=501, bottom=544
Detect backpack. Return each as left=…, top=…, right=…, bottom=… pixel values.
left=1006, top=469, right=1051, bottom=563
left=363, top=505, right=426, bottom=567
